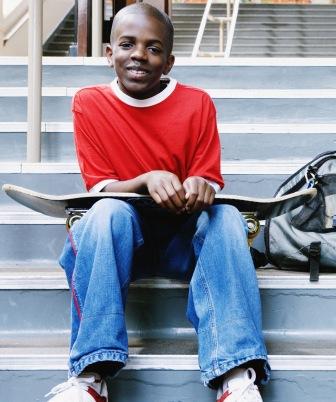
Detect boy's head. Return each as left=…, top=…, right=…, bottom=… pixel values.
left=106, top=4, right=175, bottom=99
left=110, top=4, right=174, bottom=56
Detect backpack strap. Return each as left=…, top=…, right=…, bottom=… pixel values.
left=309, top=241, right=321, bottom=282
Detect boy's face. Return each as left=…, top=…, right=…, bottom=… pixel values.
left=106, top=13, right=175, bottom=99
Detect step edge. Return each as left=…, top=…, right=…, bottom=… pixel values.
left=2, top=87, right=336, bottom=99
left=0, top=159, right=318, bottom=174
left=1, top=269, right=336, bottom=290
left=1, top=354, right=336, bottom=371
left=1, top=122, right=336, bottom=134
left=2, top=56, right=336, bottom=67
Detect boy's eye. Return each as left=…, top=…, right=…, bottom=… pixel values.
left=119, top=42, right=133, bottom=49
left=148, top=47, right=162, bottom=54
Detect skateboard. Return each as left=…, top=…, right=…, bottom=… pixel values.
left=2, top=184, right=316, bottom=245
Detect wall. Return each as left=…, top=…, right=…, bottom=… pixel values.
left=0, top=0, right=74, bottom=56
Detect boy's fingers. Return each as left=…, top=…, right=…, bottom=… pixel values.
left=171, top=176, right=186, bottom=204
left=204, top=186, right=215, bottom=206
left=153, top=187, right=180, bottom=213
left=165, top=182, right=185, bottom=209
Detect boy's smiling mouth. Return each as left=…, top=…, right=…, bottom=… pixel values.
left=127, top=65, right=150, bottom=79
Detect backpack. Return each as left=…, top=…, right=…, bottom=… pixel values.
left=264, top=150, right=336, bottom=282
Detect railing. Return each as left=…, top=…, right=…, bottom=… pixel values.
left=27, top=0, right=43, bottom=163
left=0, top=0, right=28, bottom=49
left=191, top=0, right=240, bottom=58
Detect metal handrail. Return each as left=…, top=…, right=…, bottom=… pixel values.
left=191, top=0, right=240, bottom=58
left=0, top=0, right=27, bottom=46
left=92, top=0, right=103, bottom=57
left=27, top=0, right=42, bottom=163
left=191, top=0, right=213, bottom=58
left=225, top=0, right=240, bottom=58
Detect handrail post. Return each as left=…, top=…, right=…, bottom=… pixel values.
left=0, top=0, right=4, bottom=50
left=92, top=0, right=102, bottom=56
left=224, top=0, right=239, bottom=58
left=191, top=0, right=212, bottom=58
left=27, top=0, right=43, bottom=162
left=226, top=0, right=231, bottom=37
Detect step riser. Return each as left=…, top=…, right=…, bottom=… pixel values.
left=0, top=221, right=266, bottom=261
left=175, top=38, right=336, bottom=46
left=1, top=132, right=334, bottom=163
left=174, top=16, right=336, bottom=23
left=0, top=172, right=287, bottom=203
left=0, top=133, right=75, bottom=162
left=0, top=173, right=84, bottom=205
left=175, top=29, right=336, bottom=36
left=1, top=289, right=335, bottom=337
left=171, top=3, right=336, bottom=56
left=1, top=370, right=336, bottom=402
left=1, top=66, right=336, bottom=89
left=2, top=97, right=336, bottom=124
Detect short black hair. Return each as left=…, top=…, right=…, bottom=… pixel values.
left=110, top=3, right=174, bottom=55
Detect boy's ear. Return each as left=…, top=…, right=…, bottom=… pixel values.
left=163, top=54, right=175, bottom=76
left=105, top=45, right=114, bottom=67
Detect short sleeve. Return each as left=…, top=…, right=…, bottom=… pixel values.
left=72, top=92, right=120, bottom=191
left=187, top=95, right=224, bottom=189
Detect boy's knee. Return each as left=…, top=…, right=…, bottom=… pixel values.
left=210, top=204, right=247, bottom=234
left=90, top=198, right=133, bottom=217
left=212, top=204, right=242, bottom=222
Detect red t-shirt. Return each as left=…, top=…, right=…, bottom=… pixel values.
left=72, top=78, right=224, bottom=192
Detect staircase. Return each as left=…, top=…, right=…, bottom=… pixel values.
left=43, top=9, right=76, bottom=57
left=1, top=56, right=336, bottom=401
left=172, top=3, right=336, bottom=57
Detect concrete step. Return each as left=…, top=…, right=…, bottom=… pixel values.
left=43, top=50, right=69, bottom=57
left=1, top=267, right=336, bottom=402
left=172, top=3, right=336, bottom=57
left=0, top=157, right=322, bottom=201
left=172, top=4, right=336, bottom=13
left=2, top=96, right=336, bottom=124
left=46, top=43, right=73, bottom=52
left=1, top=60, right=336, bottom=89
left=175, top=27, right=336, bottom=36
left=1, top=267, right=336, bottom=347
left=174, top=15, right=336, bottom=23
left=1, top=354, right=336, bottom=402
left=0, top=129, right=335, bottom=163
left=175, top=37, right=336, bottom=46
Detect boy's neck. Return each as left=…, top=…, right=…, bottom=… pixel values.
left=111, top=77, right=177, bottom=108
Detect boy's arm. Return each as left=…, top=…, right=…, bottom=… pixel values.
left=103, top=170, right=186, bottom=214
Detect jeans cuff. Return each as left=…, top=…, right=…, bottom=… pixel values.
left=69, top=349, right=128, bottom=377
left=201, top=354, right=271, bottom=388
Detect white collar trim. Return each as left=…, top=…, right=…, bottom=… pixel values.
left=110, top=77, right=177, bottom=107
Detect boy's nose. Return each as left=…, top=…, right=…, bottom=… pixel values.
left=130, top=45, right=147, bottom=60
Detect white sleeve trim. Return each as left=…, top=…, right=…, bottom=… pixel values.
left=204, top=179, right=221, bottom=194
left=89, top=179, right=118, bottom=193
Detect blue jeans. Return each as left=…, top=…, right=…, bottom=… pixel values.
left=59, top=199, right=270, bottom=387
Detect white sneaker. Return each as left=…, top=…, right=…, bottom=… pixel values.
left=45, top=373, right=108, bottom=402
left=216, top=368, right=263, bottom=402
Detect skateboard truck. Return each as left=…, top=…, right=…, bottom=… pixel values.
left=65, top=207, right=261, bottom=246
left=243, top=213, right=261, bottom=247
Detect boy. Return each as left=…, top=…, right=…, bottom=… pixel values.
left=46, top=4, right=270, bottom=402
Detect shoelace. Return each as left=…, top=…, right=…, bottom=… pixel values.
left=45, top=375, right=97, bottom=397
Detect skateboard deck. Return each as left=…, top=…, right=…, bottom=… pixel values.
left=2, top=184, right=316, bottom=221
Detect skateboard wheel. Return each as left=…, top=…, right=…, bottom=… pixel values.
left=66, top=214, right=83, bottom=229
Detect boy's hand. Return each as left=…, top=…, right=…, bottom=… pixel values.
left=183, top=176, right=215, bottom=213
left=144, top=171, right=186, bottom=213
